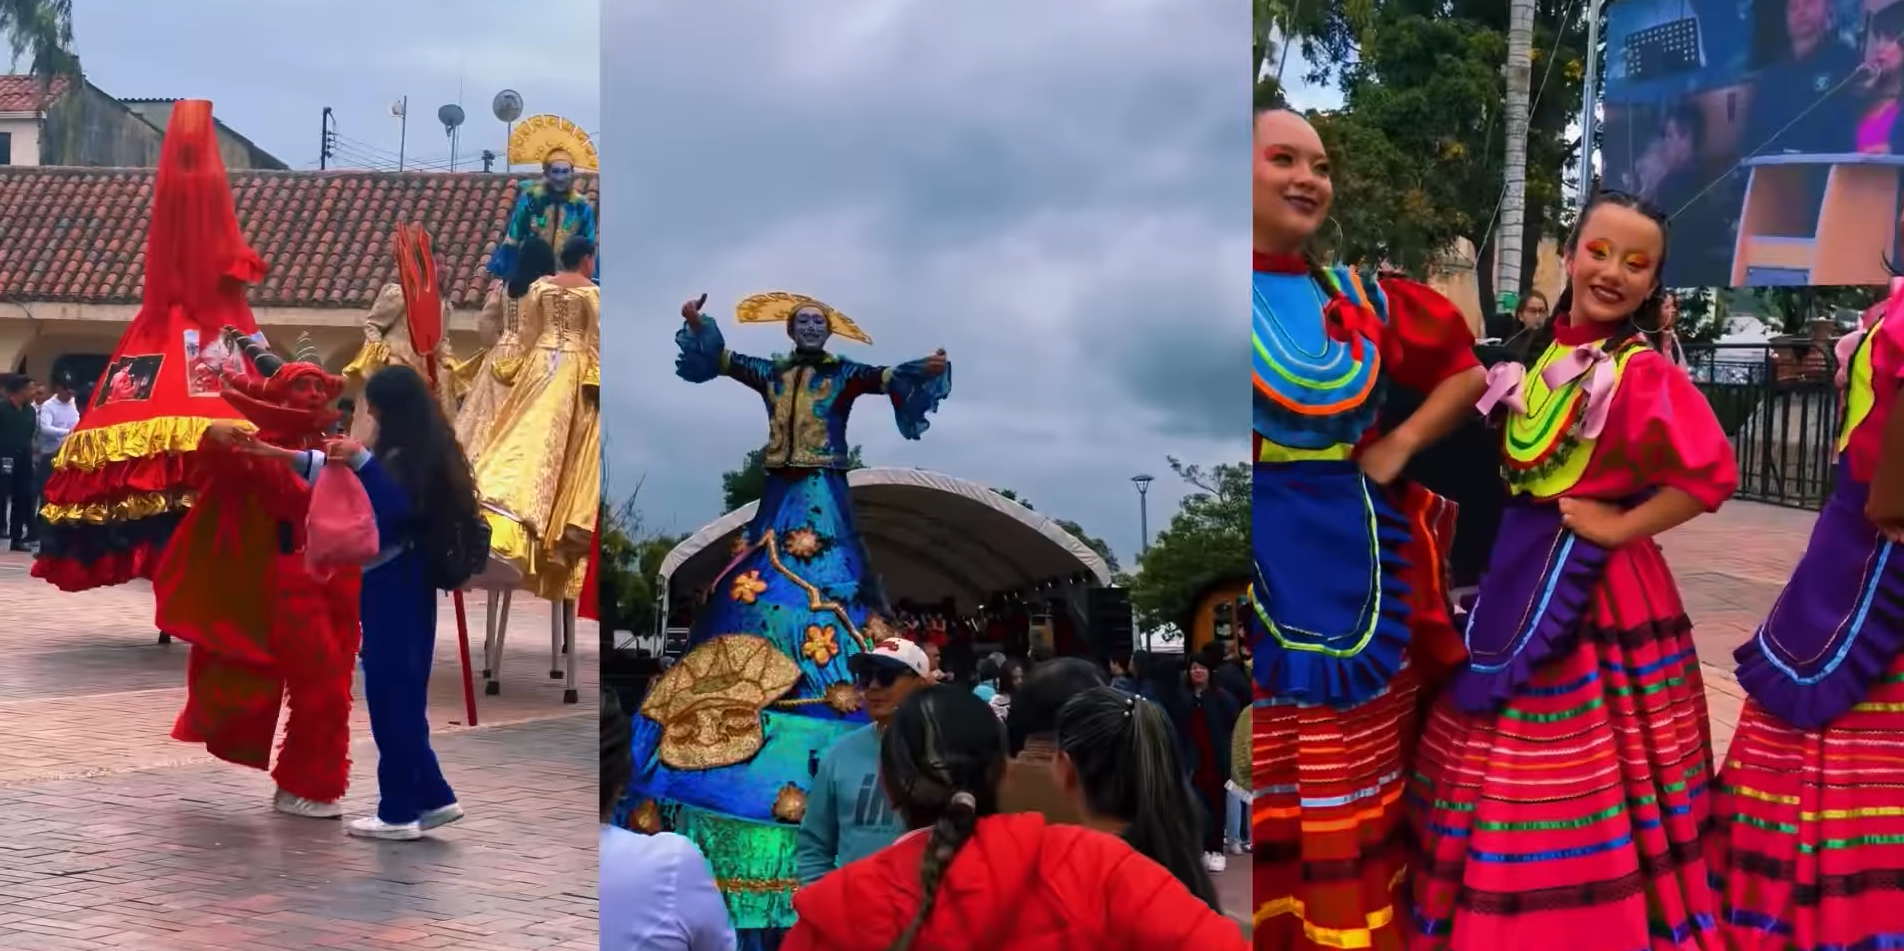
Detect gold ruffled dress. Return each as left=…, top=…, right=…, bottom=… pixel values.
left=452, top=285, right=537, bottom=465
left=468, top=278, right=600, bottom=600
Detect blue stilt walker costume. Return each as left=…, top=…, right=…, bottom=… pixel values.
left=620, top=291, right=950, bottom=950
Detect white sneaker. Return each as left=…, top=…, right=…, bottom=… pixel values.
left=1225, top=840, right=1243, bottom=856
left=273, top=789, right=343, bottom=819
left=419, top=803, right=465, bottom=831
left=346, top=816, right=422, bottom=841
left=1204, top=851, right=1228, bottom=873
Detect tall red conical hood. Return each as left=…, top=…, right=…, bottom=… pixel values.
left=33, top=99, right=268, bottom=592
left=142, top=99, right=265, bottom=332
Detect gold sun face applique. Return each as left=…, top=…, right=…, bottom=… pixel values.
left=729, top=570, right=768, bottom=605
left=640, top=635, right=802, bottom=770
left=801, top=625, right=840, bottom=665
left=772, top=783, right=809, bottom=824
left=784, top=527, right=823, bottom=559
left=822, top=681, right=862, bottom=714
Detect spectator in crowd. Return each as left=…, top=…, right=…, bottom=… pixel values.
left=33, top=376, right=79, bottom=545
left=972, top=652, right=1005, bottom=702
left=599, top=691, right=736, bottom=951
left=1054, top=686, right=1223, bottom=911
left=1107, top=653, right=1139, bottom=694
left=0, top=376, right=36, bottom=551
left=999, top=658, right=1106, bottom=822
left=1165, top=656, right=1238, bottom=872
left=987, top=657, right=1026, bottom=722
left=1203, top=642, right=1251, bottom=713
left=794, top=638, right=930, bottom=884
left=1501, top=290, right=1551, bottom=360
left=783, top=687, right=1246, bottom=950
left=1227, top=703, right=1251, bottom=856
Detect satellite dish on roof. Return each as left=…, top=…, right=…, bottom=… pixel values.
left=438, top=103, right=465, bottom=135
left=492, top=90, right=523, bottom=123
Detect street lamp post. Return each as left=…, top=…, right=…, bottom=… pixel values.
left=1131, top=473, right=1155, bottom=555
left=1131, top=473, right=1155, bottom=651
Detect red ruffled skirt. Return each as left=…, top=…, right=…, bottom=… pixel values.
left=1407, top=540, right=1718, bottom=951
left=1708, top=654, right=1904, bottom=951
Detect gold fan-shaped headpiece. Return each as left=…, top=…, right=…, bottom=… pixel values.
left=507, top=114, right=599, bottom=171
left=735, top=292, right=874, bottom=346
left=639, top=634, right=802, bottom=770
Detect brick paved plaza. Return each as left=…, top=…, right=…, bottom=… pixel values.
left=0, top=550, right=596, bottom=951
left=1657, top=499, right=1817, bottom=756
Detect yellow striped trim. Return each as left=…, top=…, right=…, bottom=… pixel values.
left=50, top=416, right=249, bottom=472
left=40, top=491, right=191, bottom=526
left=1255, top=868, right=1405, bottom=948
left=1258, top=440, right=1355, bottom=463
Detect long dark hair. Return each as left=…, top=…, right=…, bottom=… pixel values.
left=361, top=363, right=479, bottom=538
left=1056, top=687, right=1221, bottom=910
left=1517, top=189, right=1672, bottom=372
left=601, top=690, right=633, bottom=820
left=878, top=687, right=1007, bottom=951
left=1004, top=657, right=1106, bottom=755
left=559, top=235, right=595, bottom=273
left=507, top=235, right=557, bottom=298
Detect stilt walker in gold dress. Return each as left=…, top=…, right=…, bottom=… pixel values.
left=342, top=282, right=460, bottom=442
left=454, top=235, right=559, bottom=465
left=465, top=236, right=599, bottom=700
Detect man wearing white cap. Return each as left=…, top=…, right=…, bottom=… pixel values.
left=793, top=638, right=932, bottom=884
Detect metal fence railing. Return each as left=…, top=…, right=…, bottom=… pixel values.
left=1682, top=339, right=1840, bottom=511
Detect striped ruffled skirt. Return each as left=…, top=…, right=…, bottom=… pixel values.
left=1255, top=663, right=1421, bottom=951
left=1708, top=656, right=1904, bottom=951
left=1406, top=541, right=1719, bottom=951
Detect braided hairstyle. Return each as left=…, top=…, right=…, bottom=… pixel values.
left=879, top=686, right=1008, bottom=951
left=601, top=690, right=634, bottom=822
left=1056, top=687, right=1222, bottom=911
left=1517, top=189, right=1673, bottom=373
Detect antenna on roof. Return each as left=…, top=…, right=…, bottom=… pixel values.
left=438, top=103, right=465, bottom=172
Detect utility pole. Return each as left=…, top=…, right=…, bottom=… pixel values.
left=393, top=96, right=408, bottom=171
left=1497, top=0, right=1536, bottom=312
left=319, top=107, right=335, bottom=170
left=1577, top=0, right=1607, bottom=209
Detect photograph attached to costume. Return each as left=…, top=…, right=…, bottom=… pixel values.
left=94, top=354, right=162, bottom=407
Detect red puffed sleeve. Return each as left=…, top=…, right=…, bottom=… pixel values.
left=1376, top=277, right=1481, bottom=393
left=1607, top=349, right=1740, bottom=511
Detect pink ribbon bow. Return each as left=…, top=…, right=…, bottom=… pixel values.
left=1540, top=345, right=1619, bottom=440
left=1475, top=362, right=1528, bottom=415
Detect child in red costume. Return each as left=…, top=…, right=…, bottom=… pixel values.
left=153, top=331, right=360, bottom=817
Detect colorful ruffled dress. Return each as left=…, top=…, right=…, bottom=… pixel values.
left=1252, top=252, right=1476, bottom=951
left=1408, top=316, right=1737, bottom=951
left=1706, top=295, right=1904, bottom=951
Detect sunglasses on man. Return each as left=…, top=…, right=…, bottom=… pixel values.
left=854, top=664, right=917, bottom=690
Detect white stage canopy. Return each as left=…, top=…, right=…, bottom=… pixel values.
left=657, top=467, right=1114, bottom=612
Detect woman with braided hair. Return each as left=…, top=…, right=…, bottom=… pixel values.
left=784, top=686, right=1243, bottom=951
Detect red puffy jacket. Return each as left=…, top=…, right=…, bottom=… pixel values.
left=784, top=812, right=1246, bottom=951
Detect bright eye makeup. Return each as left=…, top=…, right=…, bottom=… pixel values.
left=1583, top=239, right=1613, bottom=258
left=1622, top=253, right=1654, bottom=270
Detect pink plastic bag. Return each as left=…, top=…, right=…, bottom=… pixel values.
left=306, top=462, right=379, bottom=575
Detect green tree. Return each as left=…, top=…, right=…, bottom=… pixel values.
left=1290, top=0, right=1588, bottom=326
left=989, top=487, right=1121, bottom=575
left=597, top=484, right=687, bottom=636
left=720, top=445, right=866, bottom=512
left=1668, top=287, right=1729, bottom=344
left=1746, top=286, right=1883, bottom=336
left=1127, top=459, right=1250, bottom=634
left=1, top=0, right=79, bottom=87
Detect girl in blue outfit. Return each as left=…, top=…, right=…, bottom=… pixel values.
left=249, top=363, right=474, bottom=840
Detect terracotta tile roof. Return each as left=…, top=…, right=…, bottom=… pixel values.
left=0, top=167, right=597, bottom=308
left=0, top=75, right=70, bottom=113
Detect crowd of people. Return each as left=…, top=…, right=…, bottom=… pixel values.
left=0, top=374, right=80, bottom=552
left=1254, top=103, right=1904, bottom=951
left=601, top=639, right=1253, bottom=950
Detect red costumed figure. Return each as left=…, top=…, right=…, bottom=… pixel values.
left=151, top=329, right=360, bottom=815
left=578, top=528, right=601, bottom=621
left=32, top=100, right=263, bottom=591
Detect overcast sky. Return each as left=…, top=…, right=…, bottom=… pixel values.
left=69, top=0, right=600, bottom=172
left=602, top=0, right=1247, bottom=567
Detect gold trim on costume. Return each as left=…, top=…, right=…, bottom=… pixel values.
left=772, top=783, right=809, bottom=824
left=51, top=416, right=248, bottom=472
left=740, top=530, right=868, bottom=649
left=641, top=635, right=802, bottom=771
left=506, top=114, right=599, bottom=171
left=40, top=491, right=191, bottom=526
left=715, top=876, right=803, bottom=895
left=735, top=291, right=874, bottom=346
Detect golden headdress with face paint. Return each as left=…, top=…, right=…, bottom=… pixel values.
left=506, top=114, right=599, bottom=171
left=735, top=291, right=874, bottom=345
